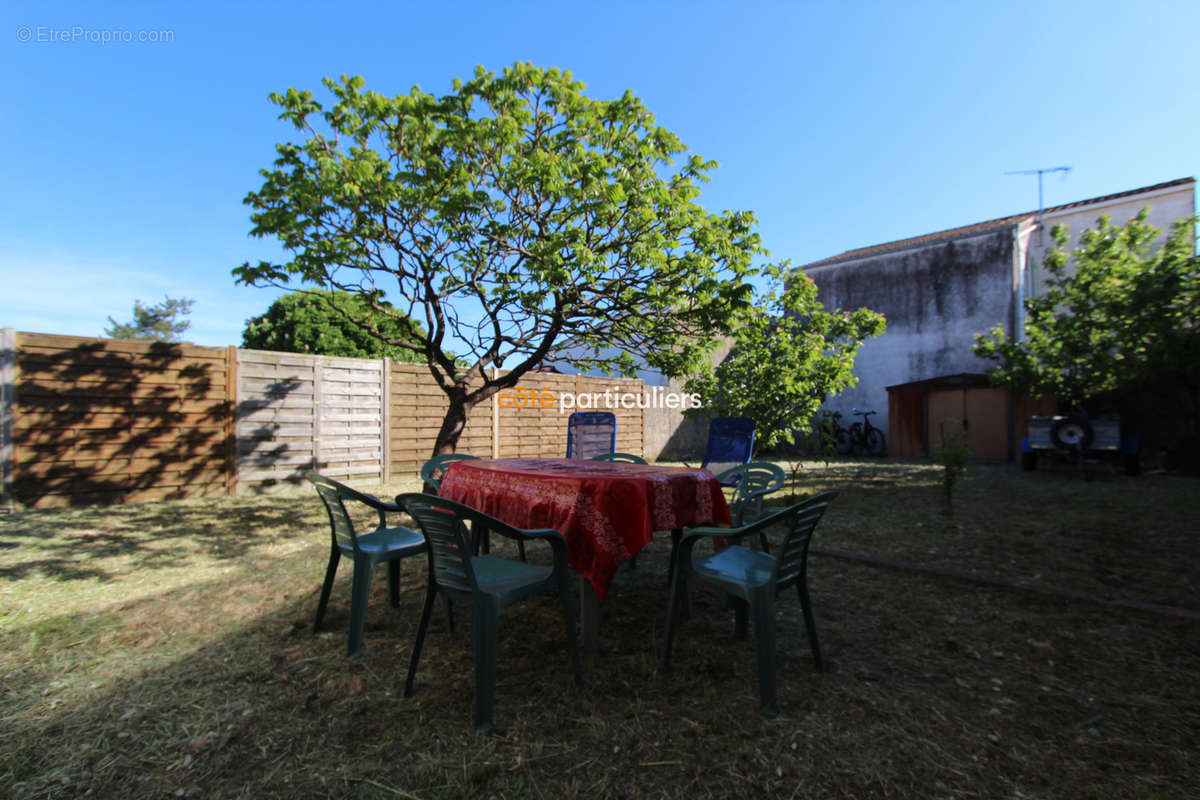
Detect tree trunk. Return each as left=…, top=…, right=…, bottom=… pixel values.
left=432, top=390, right=476, bottom=456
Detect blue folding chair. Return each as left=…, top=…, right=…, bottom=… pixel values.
left=566, top=411, right=617, bottom=459
left=698, top=417, right=756, bottom=484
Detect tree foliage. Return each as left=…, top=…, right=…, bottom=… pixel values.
left=684, top=265, right=886, bottom=452
left=234, top=64, right=762, bottom=453
left=241, top=291, right=427, bottom=361
left=105, top=296, right=194, bottom=341
left=973, top=209, right=1200, bottom=410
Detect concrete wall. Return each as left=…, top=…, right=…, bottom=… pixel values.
left=642, top=339, right=734, bottom=461
left=806, top=228, right=1018, bottom=437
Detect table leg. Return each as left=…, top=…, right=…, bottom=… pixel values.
left=579, top=575, right=600, bottom=655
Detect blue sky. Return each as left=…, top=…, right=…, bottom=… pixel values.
left=3, top=0, right=1198, bottom=347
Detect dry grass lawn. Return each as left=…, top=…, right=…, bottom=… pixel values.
left=1, top=460, right=1197, bottom=798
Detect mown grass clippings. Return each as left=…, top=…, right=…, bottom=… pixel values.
left=0, top=461, right=1197, bottom=798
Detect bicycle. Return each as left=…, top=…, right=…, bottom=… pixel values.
left=829, top=408, right=886, bottom=456
left=847, top=408, right=886, bottom=456
left=828, top=411, right=854, bottom=456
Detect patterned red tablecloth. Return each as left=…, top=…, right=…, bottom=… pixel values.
left=439, top=457, right=731, bottom=600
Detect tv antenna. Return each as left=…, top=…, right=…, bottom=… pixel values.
left=1005, top=166, right=1071, bottom=213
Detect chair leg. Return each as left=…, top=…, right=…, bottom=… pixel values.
left=346, top=556, right=374, bottom=659
left=558, top=572, right=583, bottom=687
left=442, top=595, right=456, bottom=633
left=751, top=591, right=779, bottom=718
left=403, top=584, right=437, bottom=698
left=796, top=579, right=824, bottom=672
left=733, top=596, right=749, bottom=639
left=387, top=559, right=402, bottom=608
left=470, top=520, right=484, bottom=556
left=517, top=539, right=526, bottom=562
left=660, top=569, right=686, bottom=671
left=666, top=529, right=681, bottom=587
left=314, top=543, right=341, bottom=633
left=471, top=599, right=500, bottom=734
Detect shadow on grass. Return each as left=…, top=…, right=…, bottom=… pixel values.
left=0, top=498, right=320, bottom=582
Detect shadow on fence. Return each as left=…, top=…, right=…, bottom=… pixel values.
left=12, top=337, right=233, bottom=508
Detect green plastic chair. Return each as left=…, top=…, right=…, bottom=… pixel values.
left=591, top=452, right=649, bottom=465
left=420, top=453, right=526, bottom=562
left=661, top=491, right=838, bottom=718
left=419, top=453, right=479, bottom=494
left=309, top=473, right=453, bottom=660
left=396, top=493, right=583, bottom=734
left=714, top=461, right=787, bottom=551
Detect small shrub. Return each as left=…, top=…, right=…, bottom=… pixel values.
left=934, top=419, right=971, bottom=516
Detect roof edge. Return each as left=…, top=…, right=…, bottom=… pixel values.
left=804, top=176, right=1196, bottom=271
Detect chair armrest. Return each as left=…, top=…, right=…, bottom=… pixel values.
left=680, top=525, right=756, bottom=543
left=680, top=502, right=795, bottom=553
left=343, top=488, right=402, bottom=528
left=359, top=492, right=402, bottom=513
left=496, top=526, right=569, bottom=572
left=508, top=527, right=565, bottom=542
left=741, top=485, right=778, bottom=503
left=491, top=525, right=567, bottom=551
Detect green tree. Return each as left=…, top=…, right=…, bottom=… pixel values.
left=973, top=209, right=1200, bottom=421
left=234, top=64, right=761, bottom=454
left=684, top=265, right=886, bottom=452
left=105, top=296, right=194, bottom=341
left=241, top=290, right=428, bottom=361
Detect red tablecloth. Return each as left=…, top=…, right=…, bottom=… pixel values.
left=439, top=457, right=731, bottom=601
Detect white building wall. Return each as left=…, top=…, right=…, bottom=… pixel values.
left=1023, top=182, right=1196, bottom=297
left=807, top=228, right=1018, bottom=438
left=806, top=178, right=1195, bottom=452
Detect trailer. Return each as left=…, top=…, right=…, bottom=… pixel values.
left=1021, top=415, right=1140, bottom=475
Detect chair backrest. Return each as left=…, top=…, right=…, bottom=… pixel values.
left=566, top=411, right=617, bottom=459
left=420, top=453, right=480, bottom=493
left=397, top=493, right=481, bottom=593
left=768, top=491, right=838, bottom=591
left=591, top=452, right=648, bottom=465
left=701, top=417, right=756, bottom=477
left=715, top=461, right=786, bottom=526
left=308, top=473, right=365, bottom=551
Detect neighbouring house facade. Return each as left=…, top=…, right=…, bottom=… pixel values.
left=802, top=177, right=1197, bottom=461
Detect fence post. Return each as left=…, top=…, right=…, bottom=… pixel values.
left=312, top=356, right=323, bottom=473
left=225, top=346, right=239, bottom=497
left=381, top=358, right=391, bottom=484
left=492, top=366, right=500, bottom=459
left=1, top=329, right=15, bottom=511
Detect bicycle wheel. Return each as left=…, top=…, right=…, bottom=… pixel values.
left=834, top=429, right=852, bottom=455
left=865, top=428, right=886, bottom=456
left=848, top=423, right=864, bottom=455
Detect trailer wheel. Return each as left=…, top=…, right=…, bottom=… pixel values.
left=1051, top=417, right=1093, bottom=450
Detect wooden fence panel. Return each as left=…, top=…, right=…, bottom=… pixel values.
left=315, top=357, right=385, bottom=482
left=10, top=332, right=233, bottom=507
left=1, top=329, right=14, bottom=509
left=3, top=332, right=655, bottom=506
left=235, top=349, right=316, bottom=488
left=388, top=363, right=496, bottom=479
left=389, top=366, right=647, bottom=482
left=236, top=351, right=387, bottom=490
